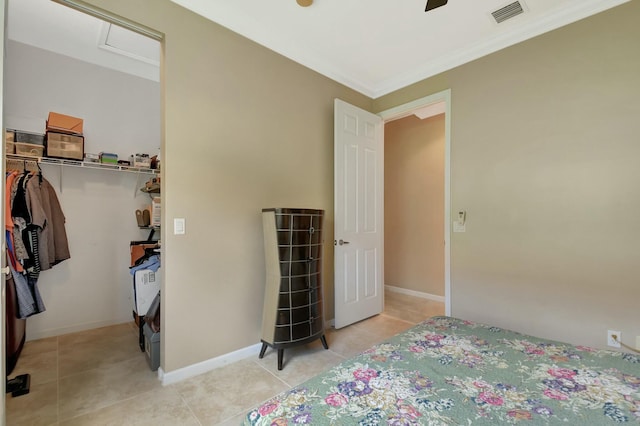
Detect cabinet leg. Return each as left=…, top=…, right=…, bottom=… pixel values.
left=320, top=334, right=329, bottom=350
left=259, top=342, right=268, bottom=359
left=277, top=349, right=284, bottom=370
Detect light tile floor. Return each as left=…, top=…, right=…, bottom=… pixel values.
left=6, top=290, right=444, bottom=425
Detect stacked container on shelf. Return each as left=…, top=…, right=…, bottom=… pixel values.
left=45, top=111, right=85, bottom=161
left=7, top=130, right=45, bottom=157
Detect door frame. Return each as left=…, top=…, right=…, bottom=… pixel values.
left=1, top=0, right=7, bottom=422
left=378, top=89, right=452, bottom=316
left=1, top=4, right=164, bottom=422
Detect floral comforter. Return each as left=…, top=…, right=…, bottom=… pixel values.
left=244, top=316, right=640, bottom=425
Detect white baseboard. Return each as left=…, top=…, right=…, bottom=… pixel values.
left=159, top=342, right=263, bottom=386
left=158, top=287, right=443, bottom=385
left=385, top=285, right=445, bottom=303
left=26, top=316, right=133, bottom=341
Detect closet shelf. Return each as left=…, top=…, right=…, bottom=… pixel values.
left=6, top=154, right=160, bottom=175
left=6, top=154, right=160, bottom=197
left=139, top=226, right=160, bottom=241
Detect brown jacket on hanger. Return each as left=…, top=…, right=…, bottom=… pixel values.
left=25, top=176, right=70, bottom=270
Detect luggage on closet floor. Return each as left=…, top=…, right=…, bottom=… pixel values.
left=132, top=269, right=161, bottom=316
left=143, top=291, right=161, bottom=371
left=129, top=241, right=161, bottom=351
left=5, top=274, right=26, bottom=376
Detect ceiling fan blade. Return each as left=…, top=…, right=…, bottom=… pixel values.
left=425, top=0, right=448, bottom=12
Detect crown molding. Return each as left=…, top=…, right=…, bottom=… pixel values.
left=172, top=0, right=629, bottom=99
left=370, top=0, right=629, bottom=98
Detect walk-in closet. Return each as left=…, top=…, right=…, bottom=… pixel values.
left=4, top=0, right=163, bottom=421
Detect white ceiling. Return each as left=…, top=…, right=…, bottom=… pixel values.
left=7, top=0, right=160, bottom=82
left=7, top=0, right=627, bottom=97
left=170, top=0, right=628, bottom=98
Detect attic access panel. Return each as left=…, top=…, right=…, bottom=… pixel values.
left=99, top=23, right=160, bottom=66
left=426, top=0, right=448, bottom=12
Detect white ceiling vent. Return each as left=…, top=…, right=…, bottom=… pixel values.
left=491, top=1, right=525, bottom=24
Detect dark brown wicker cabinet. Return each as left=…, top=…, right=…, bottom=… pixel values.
left=259, top=208, right=328, bottom=370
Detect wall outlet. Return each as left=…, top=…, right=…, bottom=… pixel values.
left=607, top=330, right=621, bottom=348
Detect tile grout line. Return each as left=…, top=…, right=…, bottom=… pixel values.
left=57, top=336, right=60, bottom=424
left=58, top=384, right=161, bottom=423
left=57, top=372, right=159, bottom=422
left=251, top=358, right=293, bottom=389
left=13, top=299, right=443, bottom=424
left=55, top=328, right=159, bottom=422
left=209, top=343, right=348, bottom=424
left=177, top=391, right=203, bottom=426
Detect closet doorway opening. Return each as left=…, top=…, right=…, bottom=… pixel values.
left=3, top=0, right=164, bottom=423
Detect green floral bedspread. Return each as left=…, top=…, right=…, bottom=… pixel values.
left=244, top=316, right=640, bottom=425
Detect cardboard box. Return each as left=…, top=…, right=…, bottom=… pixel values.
left=151, top=197, right=161, bottom=227
left=46, top=112, right=83, bottom=135
left=46, top=132, right=84, bottom=160
left=132, top=153, right=151, bottom=168
left=84, top=153, right=100, bottom=163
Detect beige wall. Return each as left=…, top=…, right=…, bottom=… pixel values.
left=71, top=0, right=639, bottom=375
left=4, top=41, right=162, bottom=339
left=376, top=1, right=640, bottom=349
left=384, top=114, right=444, bottom=296
left=81, top=0, right=371, bottom=372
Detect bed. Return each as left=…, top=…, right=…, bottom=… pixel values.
left=244, top=316, right=640, bottom=425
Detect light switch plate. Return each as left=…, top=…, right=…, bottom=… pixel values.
left=174, top=218, right=185, bottom=235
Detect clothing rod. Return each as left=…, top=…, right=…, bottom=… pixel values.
left=6, top=158, right=40, bottom=172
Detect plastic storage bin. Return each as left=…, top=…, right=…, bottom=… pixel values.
left=143, top=323, right=160, bottom=371
left=46, top=132, right=84, bottom=160
left=15, top=131, right=45, bottom=145
left=15, top=143, right=44, bottom=157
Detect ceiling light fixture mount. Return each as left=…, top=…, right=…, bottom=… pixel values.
left=297, top=0, right=313, bottom=7
left=425, top=0, right=448, bottom=12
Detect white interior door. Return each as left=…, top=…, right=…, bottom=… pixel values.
left=334, top=99, right=384, bottom=329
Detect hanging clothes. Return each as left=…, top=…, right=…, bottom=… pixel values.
left=11, top=173, right=32, bottom=265
left=5, top=165, right=71, bottom=318
left=9, top=261, right=45, bottom=318
left=41, top=178, right=71, bottom=266
left=26, top=174, right=70, bottom=270
left=8, top=172, right=45, bottom=316
left=5, top=171, right=23, bottom=273
left=129, top=254, right=161, bottom=275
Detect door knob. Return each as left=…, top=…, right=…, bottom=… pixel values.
left=338, top=239, right=350, bottom=246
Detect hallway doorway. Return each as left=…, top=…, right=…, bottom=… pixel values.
left=379, top=91, right=451, bottom=315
